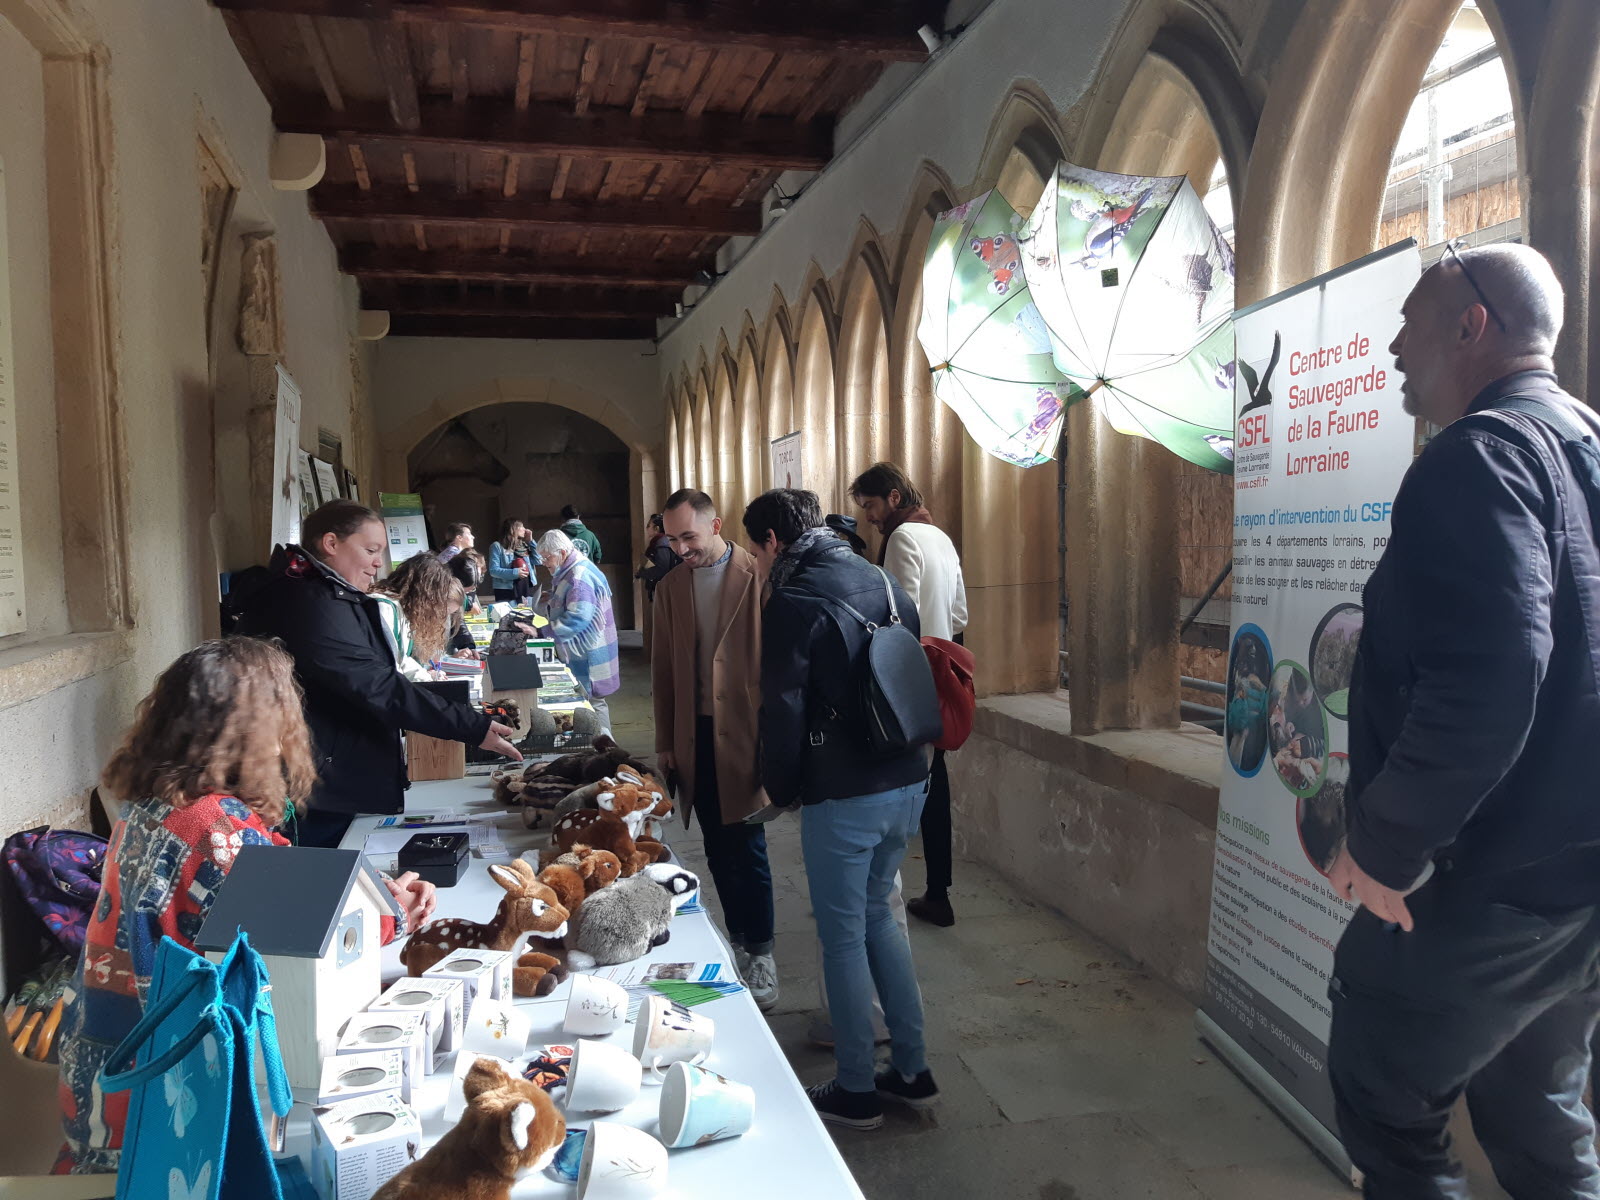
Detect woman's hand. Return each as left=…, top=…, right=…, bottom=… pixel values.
left=385, top=870, right=437, bottom=932
left=481, top=720, right=524, bottom=762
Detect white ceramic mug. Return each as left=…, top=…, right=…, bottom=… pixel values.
left=462, top=996, right=531, bottom=1056
left=564, top=974, right=629, bottom=1037
left=566, top=1038, right=643, bottom=1114
left=444, top=1051, right=514, bottom=1122
left=631, top=994, right=715, bottom=1077
left=578, top=1122, right=668, bottom=1200
left=658, top=1060, right=756, bottom=1149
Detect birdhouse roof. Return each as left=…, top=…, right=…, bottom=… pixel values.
left=195, top=845, right=403, bottom=958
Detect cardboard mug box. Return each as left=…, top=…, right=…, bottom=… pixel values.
left=337, top=1010, right=432, bottom=1091
left=423, top=946, right=514, bottom=1008
left=372, top=975, right=466, bottom=1055
left=317, top=1049, right=407, bottom=1106
left=310, top=1091, right=421, bottom=1200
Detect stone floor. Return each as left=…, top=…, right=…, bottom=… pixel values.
left=605, top=635, right=1505, bottom=1198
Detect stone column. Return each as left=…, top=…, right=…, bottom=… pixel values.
left=1063, top=402, right=1182, bottom=734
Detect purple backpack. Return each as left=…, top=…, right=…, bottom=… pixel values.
left=3, top=825, right=107, bottom=955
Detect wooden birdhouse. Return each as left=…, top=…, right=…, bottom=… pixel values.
left=196, top=845, right=404, bottom=1097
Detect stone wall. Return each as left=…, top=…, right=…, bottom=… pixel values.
left=950, top=695, right=1221, bottom=1000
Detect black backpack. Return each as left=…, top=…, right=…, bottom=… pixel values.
left=1489, top=394, right=1600, bottom=537
left=793, top=567, right=943, bottom=755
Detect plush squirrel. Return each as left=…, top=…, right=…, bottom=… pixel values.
left=372, top=1057, right=566, bottom=1200
left=550, top=809, right=662, bottom=877
left=566, top=874, right=675, bottom=970
left=535, top=845, right=622, bottom=915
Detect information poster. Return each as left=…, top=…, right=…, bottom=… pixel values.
left=770, top=432, right=802, bottom=490
left=0, top=159, right=22, bottom=636
left=1200, top=242, right=1420, bottom=1163
left=297, top=450, right=317, bottom=523
left=271, top=365, right=303, bottom=552
left=311, top=456, right=342, bottom=506
left=379, top=492, right=428, bottom=569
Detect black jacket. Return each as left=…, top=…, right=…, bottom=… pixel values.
left=237, top=546, right=491, bottom=816
left=760, top=534, right=930, bottom=806
left=1348, top=371, right=1600, bottom=896
left=636, top=535, right=680, bottom=599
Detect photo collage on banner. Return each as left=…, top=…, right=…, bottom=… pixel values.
left=1200, top=241, right=1421, bottom=1165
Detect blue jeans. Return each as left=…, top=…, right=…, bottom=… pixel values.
left=801, top=780, right=929, bottom=1092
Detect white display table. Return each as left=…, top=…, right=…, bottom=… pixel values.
left=306, top=774, right=864, bottom=1199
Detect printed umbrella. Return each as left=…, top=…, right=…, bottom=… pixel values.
left=1020, top=162, right=1237, bottom=473
left=917, top=189, right=1082, bottom=468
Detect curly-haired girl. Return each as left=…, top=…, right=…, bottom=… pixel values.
left=371, top=551, right=458, bottom=678
left=53, top=637, right=430, bottom=1175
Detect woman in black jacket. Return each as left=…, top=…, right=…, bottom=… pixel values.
left=239, top=501, right=522, bottom=847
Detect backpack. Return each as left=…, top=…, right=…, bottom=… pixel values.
left=923, top=636, right=977, bottom=751
left=2, top=825, right=107, bottom=956
left=794, top=568, right=943, bottom=755
left=1489, top=395, right=1600, bottom=533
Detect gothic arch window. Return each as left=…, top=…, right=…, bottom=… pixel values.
left=793, top=287, right=837, bottom=505
left=760, top=309, right=795, bottom=493
left=1380, top=3, right=1519, bottom=254
left=711, top=355, right=736, bottom=512
left=733, top=334, right=762, bottom=519
left=837, top=247, right=894, bottom=505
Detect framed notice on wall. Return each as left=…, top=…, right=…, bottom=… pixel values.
left=770, top=431, right=802, bottom=491
left=270, top=365, right=303, bottom=552
left=378, top=492, right=429, bottom=569
left=311, top=456, right=341, bottom=507
left=0, top=159, right=23, bottom=636
left=296, top=450, right=317, bottom=523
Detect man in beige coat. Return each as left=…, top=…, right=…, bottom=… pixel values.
left=653, top=488, right=778, bottom=1010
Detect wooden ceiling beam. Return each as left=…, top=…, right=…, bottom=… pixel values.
left=342, top=245, right=699, bottom=287
left=277, top=96, right=833, bottom=170
left=211, top=0, right=931, bottom=61
left=312, top=184, right=762, bottom=235
left=388, top=314, right=660, bottom=340
left=361, top=291, right=675, bottom=320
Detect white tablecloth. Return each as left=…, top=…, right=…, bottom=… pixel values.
left=292, top=774, right=863, bottom=1199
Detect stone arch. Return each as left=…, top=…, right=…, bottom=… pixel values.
left=691, top=367, right=714, bottom=490
left=733, top=328, right=762, bottom=520
left=760, top=295, right=795, bottom=493
left=1241, top=0, right=1476, bottom=300
left=793, top=273, right=839, bottom=506
left=664, top=389, right=683, bottom=497
left=710, top=345, right=737, bottom=513
left=974, top=85, right=1068, bottom=211
left=836, top=229, right=895, bottom=505
left=889, top=167, right=961, bottom=548
left=678, top=380, right=698, bottom=494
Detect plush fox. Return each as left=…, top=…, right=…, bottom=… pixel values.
left=372, top=1058, right=565, bottom=1200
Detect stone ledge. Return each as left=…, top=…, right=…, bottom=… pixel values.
left=0, top=629, right=133, bottom=712
left=974, top=692, right=1222, bottom=828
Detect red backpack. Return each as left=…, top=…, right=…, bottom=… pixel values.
left=921, top=637, right=977, bottom=751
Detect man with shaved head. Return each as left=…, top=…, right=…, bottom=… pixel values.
left=1327, top=242, right=1600, bottom=1197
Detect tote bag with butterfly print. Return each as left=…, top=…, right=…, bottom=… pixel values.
left=99, top=931, right=293, bottom=1200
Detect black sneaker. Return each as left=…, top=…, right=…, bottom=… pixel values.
left=875, top=1066, right=940, bottom=1109
left=907, top=893, right=956, bottom=927
left=807, top=1079, right=884, bottom=1129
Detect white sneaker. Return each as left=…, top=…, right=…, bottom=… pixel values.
left=745, top=953, right=779, bottom=1012
left=733, top=946, right=751, bottom=978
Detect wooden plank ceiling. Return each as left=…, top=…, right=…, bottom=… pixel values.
left=217, top=0, right=934, bottom=339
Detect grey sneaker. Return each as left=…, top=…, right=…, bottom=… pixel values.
left=734, top=946, right=751, bottom=979
left=745, top=953, right=779, bottom=1012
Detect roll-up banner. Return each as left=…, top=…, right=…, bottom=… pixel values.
left=1199, top=240, right=1421, bottom=1176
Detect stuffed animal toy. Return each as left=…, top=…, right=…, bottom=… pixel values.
left=641, top=863, right=700, bottom=912
left=535, top=845, right=622, bottom=915
left=527, top=734, right=649, bottom=786
left=372, top=1057, right=565, bottom=1200
left=550, top=767, right=668, bottom=827
left=566, top=875, right=675, bottom=970
left=550, top=809, right=665, bottom=876
left=399, top=860, right=570, bottom=984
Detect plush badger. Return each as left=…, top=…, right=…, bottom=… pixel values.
left=566, top=874, right=675, bottom=970
left=372, top=1057, right=565, bottom=1200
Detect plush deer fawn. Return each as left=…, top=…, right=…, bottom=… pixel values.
left=399, top=859, right=571, bottom=979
